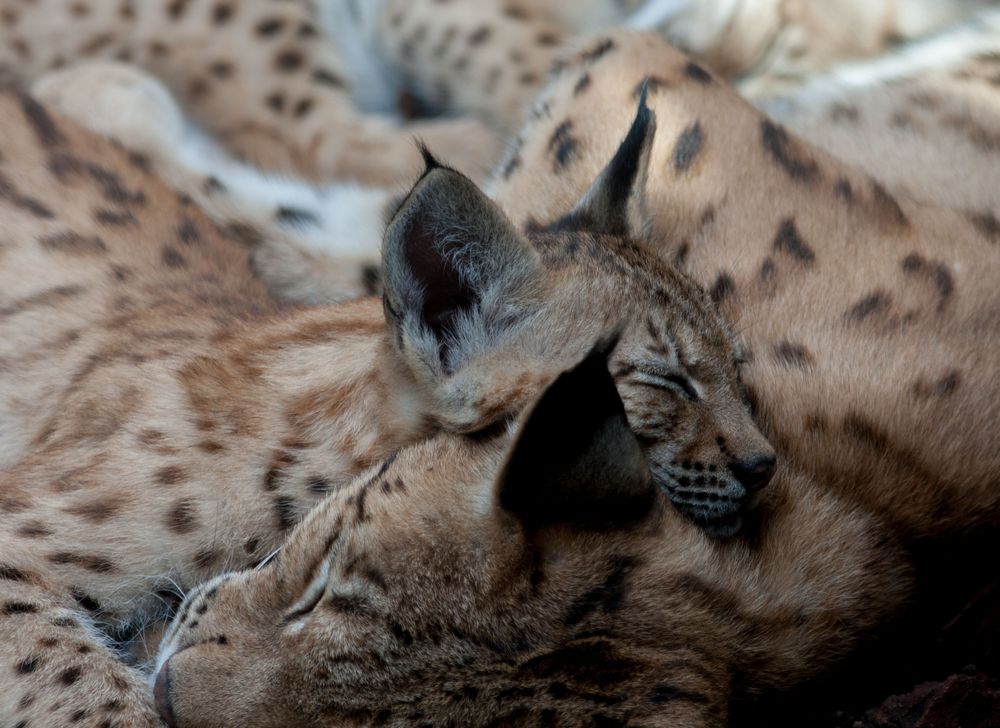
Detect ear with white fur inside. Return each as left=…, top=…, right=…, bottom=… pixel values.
left=381, top=149, right=543, bottom=380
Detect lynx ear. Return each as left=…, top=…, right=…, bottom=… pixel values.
left=382, top=150, right=542, bottom=377
left=497, top=334, right=655, bottom=531
left=553, top=81, right=656, bottom=238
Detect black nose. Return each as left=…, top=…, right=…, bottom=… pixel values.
left=154, top=660, right=178, bottom=728
left=730, top=453, right=776, bottom=493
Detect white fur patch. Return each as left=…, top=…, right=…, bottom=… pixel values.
left=170, top=121, right=389, bottom=260
left=625, top=0, right=698, bottom=30
left=316, top=0, right=399, bottom=115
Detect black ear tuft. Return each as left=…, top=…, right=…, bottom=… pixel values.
left=498, top=332, right=655, bottom=531
left=546, top=84, right=656, bottom=237
left=416, top=140, right=443, bottom=173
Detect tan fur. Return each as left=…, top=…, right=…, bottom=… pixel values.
left=492, top=31, right=1000, bottom=536
left=0, top=0, right=980, bottom=191
left=0, top=88, right=764, bottom=725
left=770, top=52, right=1000, bottom=214
left=153, top=353, right=910, bottom=727
left=0, top=0, right=504, bottom=185
left=30, top=60, right=391, bottom=305
left=149, top=32, right=1000, bottom=728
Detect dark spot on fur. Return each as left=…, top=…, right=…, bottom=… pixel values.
left=913, top=370, right=961, bottom=400
left=155, top=466, right=187, bottom=485
left=94, top=208, right=137, bottom=226
left=178, top=217, right=202, bottom=245
left=165, top=499, right=199, bottom=534
left=900, top=253, right=954, bottom=311
left=256, top=18, right=284, bottom=36
left=275, top=48, right=304, bottom=72
left=48, top=552, right=115, bottom=574
left=684, top=61, right=712, bottom=83
left=548, top=120, right=578, bottom=172
left=468, top=25, right=491, bottom=45
left=673, top=122, right=704, bottom=173
left=761, top=120, right=819, bottom=182
left=0, top=564, right=30, bottom=581
left=709, top=273, right=735, bottom=302
left=275, top=206, right=319, bottom=227
left=774, top=341, right=814, bottom=368
left=162, top=246, right=186, bottom=268
left=307, top=477, right=333, bottom=495
left=835, top=178, right=854, bottom=202
left=846, top=291, right=892, bottom=322
left=773, top=219, right=815, bottom=263
left=19, top=91, right=65, bottom=146
left=581, top=38, right=615, bottom=63
left=39, top=231, right=106, bottom=255
left=312, top=68, right=345, bottom=87
left=573, top=72, right=591, bottom=96
left=17, top=656, right=40, bottom=673
left=842, top=413, right=890, bottom=451
left=212, top=2, right=233, bottom=24
left=59, top=666, right=82, bottom=685
left=273, top=496, right=297, bottom=531
left=564, top=556, right=638, bottom=626
left=968, top=210, right=1000, bottom=243
left=4, top=601, right=38, bottom=615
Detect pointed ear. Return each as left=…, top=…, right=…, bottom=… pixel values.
left=554, top=80, right=656, bottom=238
left=382, top=150, right=542, bottom=375
left=497, top=334, right=655, bottom=531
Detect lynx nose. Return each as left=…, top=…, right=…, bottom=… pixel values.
left=154, top=660, right=178, bottom=728
left=730, top=453, right=777, bottom=494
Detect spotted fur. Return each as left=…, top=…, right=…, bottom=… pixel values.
left=152, top=342, right=911, bottom=728
left=0, top=88, right=765, bottom=725
left=151, top=31, right=1000, bottom=728
left=0, top=0, right=504, bottom=186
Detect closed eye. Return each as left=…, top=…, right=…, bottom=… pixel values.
left=634, top=364, right=700, bottom=401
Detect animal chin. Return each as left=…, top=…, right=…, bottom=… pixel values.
left=693, top=510, right=744, bottom=539
left=653, top=470, right=748, bottom=538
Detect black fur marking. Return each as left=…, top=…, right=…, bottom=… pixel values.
left=684, top=62, right=712, bottom=84
left=773, top=341, right=814, bottom=368
left=772, top=219, right=815, bottom=263
left=19, top=91, right=65, bottom=146
left=548, top=119, right=579, bottom=171
left=581, top=38, right=615, bottom=63
left=564, top=556, right=638, bottom=626
left=761, top=120, right=819, bottom=182
left=673, top=122, right=704, bottom=172
left=709, top=273, right=735, bottom=302
left=3, top=601, right=38, bottom=615
left=0, top=564, right=29, bottom=581
left=177, top=216, right=202, bottom=245
left=273, top=496, right=297, bottom=531
left=846, top=291, right=891, bottom=322
left=275, top=206, right=320, bottom=227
